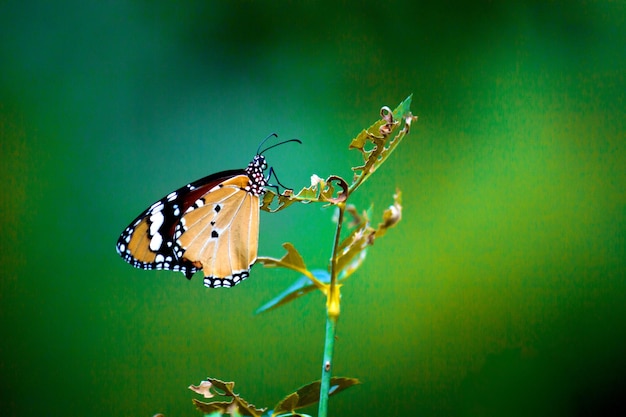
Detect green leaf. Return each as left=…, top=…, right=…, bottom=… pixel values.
left=260, top=188, right=300, bottom=213
left=272, top=377, right=360, bottom=416
left=349, top=94, right=417, bottom=193
left=261, top=96, right=415, bottom=212
left=261, top=175, right=350, bottom=212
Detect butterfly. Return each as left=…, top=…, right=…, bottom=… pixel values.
left=116, top=134, right=300, bottom=288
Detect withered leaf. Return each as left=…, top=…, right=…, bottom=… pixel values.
left=349, top=95, right=417, bottom=192
left=374, top=190, right=402, bottom=238
left=189, top=380, right=216, bottom=398
left=190, top=378, right=266, bottom=417
left=334, top=191, right=403, bottom=277
left=262, top=174, right=351, bottom=211
left=260, top=189, right=300, bottom=213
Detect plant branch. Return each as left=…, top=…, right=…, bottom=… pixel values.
left=328, top=202, right=345, bottom=318
left=317, top=313, right=338, bottom=417
left=318, top=201, right=346, bottom=417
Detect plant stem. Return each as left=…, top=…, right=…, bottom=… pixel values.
left=317, top=313, right=337, bottom=417
left=327, top=203, right=344, bottom=318
left=318, top=203, right=345, bottom=417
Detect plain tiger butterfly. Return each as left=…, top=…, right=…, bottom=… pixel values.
left=116, top=134, right=300, bottom=288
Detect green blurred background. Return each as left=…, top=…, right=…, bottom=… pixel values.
left=1, top=1, right=625, bottom=416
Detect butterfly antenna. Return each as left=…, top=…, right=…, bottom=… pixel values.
left=257, top=134, right=302, bottom=191
left=258, top=136, right=302, bottom=155
left=256, top=133, right=279, bottom=154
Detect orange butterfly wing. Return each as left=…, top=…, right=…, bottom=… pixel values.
left=176, top=175, right=260, bottom=288
left=116, top=170, right=244, bottom=279
left=117, top=153, right=269, bottom=288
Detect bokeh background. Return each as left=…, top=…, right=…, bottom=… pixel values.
left=1, top=1, right=625, bottom=416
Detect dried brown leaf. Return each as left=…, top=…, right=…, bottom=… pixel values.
left=190, top=378, right=266, bottom=417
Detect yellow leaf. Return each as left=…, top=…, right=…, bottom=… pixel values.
left=257, top=243, right=327, bottom=291
left=257, top=242, right=307, bottom=272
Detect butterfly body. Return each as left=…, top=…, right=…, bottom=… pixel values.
left=116, top=155, right=268, bottom=288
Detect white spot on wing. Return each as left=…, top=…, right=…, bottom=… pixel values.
left=150, top=233, right=163, bottom=251
left=149, top=201, right=164, bottom=211
left=149, top=211, right=164, bottom=236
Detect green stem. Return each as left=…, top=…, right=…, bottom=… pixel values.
left=328, top=203, right=345, bottom=315
left=318, top=203, right=345, bottom=417
left=317, top=313, right=337, bottom=417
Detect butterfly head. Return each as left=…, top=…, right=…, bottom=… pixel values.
left=245, top=154, right=269, bottom=196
